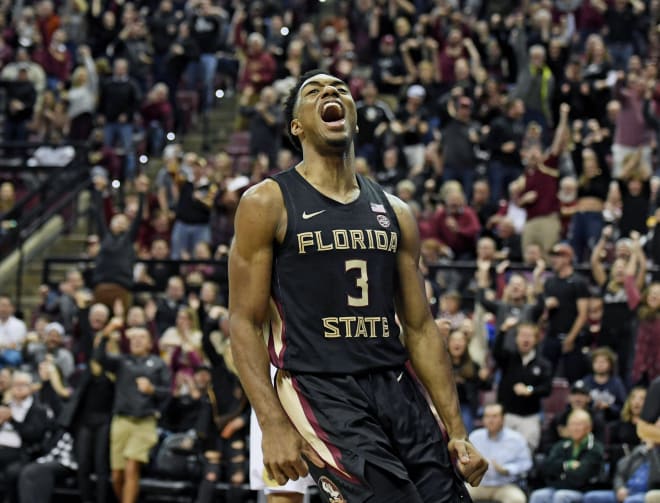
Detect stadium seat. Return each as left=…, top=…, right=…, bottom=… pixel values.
left=541, top=378, right=570, bottom=429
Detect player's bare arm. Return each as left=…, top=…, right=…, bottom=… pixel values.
left=229, top=179, right=323, bottom=486
left=387, top=193, right=488, bottom=486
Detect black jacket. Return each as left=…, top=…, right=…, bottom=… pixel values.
left=493, top=329, right=553, bottom=416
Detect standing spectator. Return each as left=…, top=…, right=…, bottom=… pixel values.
left=140, top=83, right=173, bottom=156
left=517, top=104, right=570, bottom=257
left=165, top=22, right=200, bottom=131
left=542, top=242, right=590, bottom=378
left=493, top=320, right=553, bottom=451
left=393, top=84, right=430, bottom=172
left=591, top=229, right=644, bottom=383
left=98, top=58, right=142, bottom=182
left=32, top=28, right=72, bottom=91
left=73, top=303, right=110, bottom=367
left=147, top=0, right=179, bottom=85
left=239, top=85, right=284, bottom=169
left=237, top=32, right=276, bottom=99
left=3, top=67, right=36, bottom=143
left=467, top=403, right=533, bottom=503
left=428, top=184, right=481, bottom=259
left=611, top=72, right=652, bottom=179
left=624, top=249, right=660, bottom=386
left=371, top=34, right=408, bottom=98
left=0, top=295, right=27, bottom=369
left=447, top=329, right=490, bottom=434
left=530, top=409, right=605, bottom=503
left=440, top=94, right=482, bottom=200
left=598, top=0, right=643, bottom=70
left=170, top=156, right=217, bottom=260
left=569, top=146, right=610, bottom=263
left=512, top=19, right=555, bottom=129
left=476, top=259, right=545, bottom=353
left=91, top=175, right=149, bottom=311
left=67, top=45, right=99, bottom=141
left=94, top=326, right=170, bottom=503
left=616, top=148, right=652, bottom=239
left=355, top=79, right=395, bottom=167
left=190, top=0, right=226, bottom=110
left=487, top=98, right=526, bottom=203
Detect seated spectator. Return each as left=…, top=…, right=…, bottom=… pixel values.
left=494, top=319, right=553, bottom=451
left=0, top=371, right=51, bottom=502
left=94, top=326, right=170, bottom=503
left=467, top=403, right=532, bottom=503
left=447, top=329, right=490, bottom=433
left=530, top=409, right=606, bottom=503
left=17, top=430, right=77, bottom=503
left=135, top=238, right=178, bottom=293
left=23, top=321, right=74, bottom=384
left=608, top=387, right=646, bottom=468
left=583, top=441, right=660, bottom=503
left=583, top=347, right=628, bottom=423
left=181, top=241, right=215, bottom=292
left=0, top=295, right=27, bottom=369
left=540, top=380, right=607, bottom=453
left=636, top=377, right=660, bottom=502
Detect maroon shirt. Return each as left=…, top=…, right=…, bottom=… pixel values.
left=523, top=154, right=560, bottom=220
left=429, top=205, right=481, bottom=256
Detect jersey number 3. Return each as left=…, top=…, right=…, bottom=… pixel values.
left=345, top=259, right=368, bottom=307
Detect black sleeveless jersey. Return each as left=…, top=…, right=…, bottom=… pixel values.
left=267, top=168, right=407, bottom=374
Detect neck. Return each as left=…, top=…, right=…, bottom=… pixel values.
left=594, top=372, right=608, bottom=383
left=557, top=265, right=573, bottom=278
left=296, top=148, right=359, bottom=203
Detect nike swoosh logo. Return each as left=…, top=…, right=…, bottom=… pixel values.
left=302, top=210, right=326, bottom=219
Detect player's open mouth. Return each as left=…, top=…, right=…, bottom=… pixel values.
left=320, top=101, right=345, bottom=129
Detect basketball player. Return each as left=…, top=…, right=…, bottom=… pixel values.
left=229, top=70, right=488, bottom=502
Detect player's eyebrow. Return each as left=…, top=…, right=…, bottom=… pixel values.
left=301, top=78, right=348, bottom=91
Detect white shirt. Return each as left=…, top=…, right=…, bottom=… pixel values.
left=0, top=395, right=34, bottom=448
left=0, top=316, right=27, bottom=348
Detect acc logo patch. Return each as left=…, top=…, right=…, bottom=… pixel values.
left=376, top=214, right=390, bottom=228
left=318, top=476, right=347, bottom=503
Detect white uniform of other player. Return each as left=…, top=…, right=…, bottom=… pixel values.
left=249, top=366, right=315, bottom=496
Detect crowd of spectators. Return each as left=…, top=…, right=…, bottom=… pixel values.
left=1, top=0, right=660, bottom=501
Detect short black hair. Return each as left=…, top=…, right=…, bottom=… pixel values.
left=283, top=69, right=329, bottom=152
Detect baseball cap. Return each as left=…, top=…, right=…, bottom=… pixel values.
left=406, top=85, right=426, bottom=99
left=45, top=322, right=65, bottom=337
left=570, top=380, right=590, bottom=395
left=549, top=242, right=574, bottom=258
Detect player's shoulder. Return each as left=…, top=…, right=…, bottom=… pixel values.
left=238, top=178, right=284, bottom=213
left=384, top=192, right=414, bottom=221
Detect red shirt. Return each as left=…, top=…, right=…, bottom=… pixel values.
left=523, top=154, right=560, bottom=219
left=429, top=205, right=481, bottom=256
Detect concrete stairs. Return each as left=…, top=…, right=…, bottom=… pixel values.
left=11, top=94, right=239, bottom=321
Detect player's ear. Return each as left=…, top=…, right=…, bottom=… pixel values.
left=290, top=118, right=302, bottom=139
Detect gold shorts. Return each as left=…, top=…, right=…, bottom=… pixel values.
left=110, top=415, right=158, bottom=470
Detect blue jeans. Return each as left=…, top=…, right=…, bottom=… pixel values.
left=443, top=164, right=476, bottom=201
left=103, top=122, right=136, bottom=180
left=488, top=159, right=522, bottom=203
left=460, top=404, right=475, bottom=434
left=569, top=211, right=604, bottom=264
left=607, top=41, right=634, bottom=71
left=199, top=53, right=218, bottom=110
left=0, top=349, right=22, bottom=368
left=530, top=487, right=584, bottom=503
left=584, top=490, right=645, bottom=503
left=170, top=220, right=210, bottom=259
